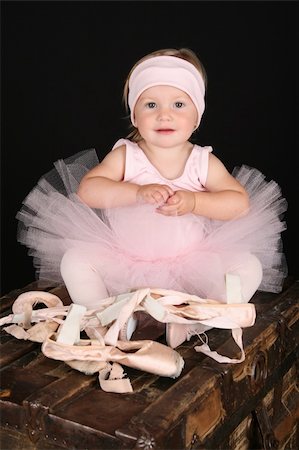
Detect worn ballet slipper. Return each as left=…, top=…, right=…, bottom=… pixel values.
left=1, top=291, right=66, bottom=331
left=0, top=291, right=66, bottom=342
left=12, top=291, right=63, bottom=313
left=42, top=333, right=184, bottom=379
left=167, top=302, right=256, bottom=328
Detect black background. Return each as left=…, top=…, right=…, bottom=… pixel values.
left=1, top=1, right=298, bottom=295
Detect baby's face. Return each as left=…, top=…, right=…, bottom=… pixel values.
left=134, top=85, right=198, bottom=148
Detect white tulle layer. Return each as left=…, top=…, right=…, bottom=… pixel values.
left=17, top=149, right=287, bottom=297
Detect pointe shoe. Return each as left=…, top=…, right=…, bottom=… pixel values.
left=166, top=322, right=212, bottom=348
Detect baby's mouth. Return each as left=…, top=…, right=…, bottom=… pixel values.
left=156, top=129, right=175, bottom=134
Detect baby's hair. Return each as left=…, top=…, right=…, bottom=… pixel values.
left=123, top=48, right=207, bottom=142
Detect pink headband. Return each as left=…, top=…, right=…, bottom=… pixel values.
left=128, top=55, right=205, bottom=128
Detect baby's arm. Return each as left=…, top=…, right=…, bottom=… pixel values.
left=77, top=145, right=173, bottom=208
left=157, top=153, right=249, bottom=220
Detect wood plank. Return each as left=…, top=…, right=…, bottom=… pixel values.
left=0, top=340, right=38, bottom=367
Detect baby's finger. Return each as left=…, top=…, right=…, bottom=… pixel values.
left=165, top=186, right=174, bottom=197
left=155, top=187, right=171, bottom=203
left=152, top=191, right=165, bottom=203
left=166, top=195, right=179, bottom=205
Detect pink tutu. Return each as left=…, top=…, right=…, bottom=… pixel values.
left=17, top=149, right=287, bottom=298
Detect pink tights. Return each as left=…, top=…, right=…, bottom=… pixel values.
left=60, top=248, right=263, bottom=310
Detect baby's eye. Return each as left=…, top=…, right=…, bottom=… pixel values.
left=174, top=102, right=184, bottom=108
left=146, top=102, right=157, bottom=109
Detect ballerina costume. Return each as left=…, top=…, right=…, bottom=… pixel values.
left=16, top=136, right=287, bottom=309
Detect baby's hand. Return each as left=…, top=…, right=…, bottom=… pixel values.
left=137, top=184, right=174, bottom=205
left=156, top=190, right=195, bottom=216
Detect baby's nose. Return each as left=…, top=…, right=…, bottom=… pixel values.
left=157, top=107, right=172, bottom=120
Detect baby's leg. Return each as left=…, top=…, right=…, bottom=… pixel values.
left=60, top=248, right=108, bottom=309
left=226, top=254, right=263, bottom=303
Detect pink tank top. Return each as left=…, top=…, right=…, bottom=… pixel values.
left=112, top=138, right=212, bottom=191
left=108, top=138, right=213, bottom=259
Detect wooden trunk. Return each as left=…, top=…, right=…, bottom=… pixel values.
left=0, top=280, right=298, bottom=449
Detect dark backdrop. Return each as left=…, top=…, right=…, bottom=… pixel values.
left=1, top=1, right=298, bottom=295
